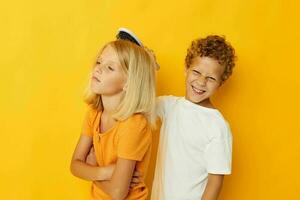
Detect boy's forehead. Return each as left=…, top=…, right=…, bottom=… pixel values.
left=191, top=56, right=216, bottom=64
left=191, top=56, right=220, bottom=67
left=190, top=56, right=225, bottom=74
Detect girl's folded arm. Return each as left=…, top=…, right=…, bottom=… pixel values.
left=94, top=158, right=136, bottom=200
left=70, top=135, right=112, bottom=181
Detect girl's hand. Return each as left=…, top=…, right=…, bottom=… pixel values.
left=86, top=146, right=98, bottom=166
left=97, top=166, right=142, bottom=185
left=85, top=147, right=142, bottom=184
left=130, top=170, right=143, bottom=188
left=102, top=164, right=116, bottom=180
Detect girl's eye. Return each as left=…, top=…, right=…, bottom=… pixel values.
left=108, top=66, right=114, bottom=71
left=96, top=61, right=101, bottom=65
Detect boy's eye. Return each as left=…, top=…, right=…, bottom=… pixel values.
left=192, top=70, right=200, bottom=75
left=207, top=77, right=216, bottom=81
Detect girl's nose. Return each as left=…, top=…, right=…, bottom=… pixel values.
left=95, top=65, right=103, bottom=74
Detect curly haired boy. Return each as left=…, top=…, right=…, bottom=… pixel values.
left=151, top=35, right=236, bottom=200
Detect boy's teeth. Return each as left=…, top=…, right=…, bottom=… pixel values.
left=192, top=86, right=204, bottom=94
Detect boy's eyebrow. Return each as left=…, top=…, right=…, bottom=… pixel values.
left=192, top=67, right=218, bottom=78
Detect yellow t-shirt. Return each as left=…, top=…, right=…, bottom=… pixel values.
left=81, top=107, right=152, bottom=200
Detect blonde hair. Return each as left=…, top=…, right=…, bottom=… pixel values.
left=83, top=40, right=157, bottom=128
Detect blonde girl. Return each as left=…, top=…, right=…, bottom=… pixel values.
left=70, top=39, right=156, bottom=200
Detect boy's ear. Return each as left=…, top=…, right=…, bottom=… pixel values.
left=218, top=81, right=223, bottom=87
left=219, top=74, right=226, bottom=87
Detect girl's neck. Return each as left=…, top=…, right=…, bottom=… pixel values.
left=100, top=93, right=124, bottom=133
left=101, top=92, right=124, bottom=115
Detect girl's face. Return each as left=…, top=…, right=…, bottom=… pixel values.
left=90, top=45, right=127, bottom=96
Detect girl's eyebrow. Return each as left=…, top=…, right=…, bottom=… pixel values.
left=105, top=60, right=119, bottom=65
left=97, top=57, right=116, bottom=64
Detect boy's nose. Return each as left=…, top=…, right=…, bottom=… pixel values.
left=197, top=76, right=207, bottom=86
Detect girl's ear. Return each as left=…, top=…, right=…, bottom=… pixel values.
left=122, top=82, right=128, bottom=91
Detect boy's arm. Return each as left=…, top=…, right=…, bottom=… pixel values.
left=201, top=174, right=224, bottom=200
left=94, top=158, right=136, bottom=200
left=70, top=135, right=114, bottom=181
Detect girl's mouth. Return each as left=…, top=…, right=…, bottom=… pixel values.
left=92, top=76, right=101, bottom=82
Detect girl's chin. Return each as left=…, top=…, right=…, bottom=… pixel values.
left=90, top=87, right=102, bottom=95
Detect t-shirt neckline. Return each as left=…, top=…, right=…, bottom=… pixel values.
left=180, top=96, right=219, bottom=112
left=96, top=111, right=120, bottom=135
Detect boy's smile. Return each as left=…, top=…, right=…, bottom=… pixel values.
left=185, top=56, right=224, bottom=107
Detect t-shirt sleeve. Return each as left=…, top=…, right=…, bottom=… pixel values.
left=156, top=95, right=173, bottom=119
left=81, top=107, right=96, bottom=137
left=204, top=122, right=232, bottom=175
left=117, top=114, right=152, bottom=161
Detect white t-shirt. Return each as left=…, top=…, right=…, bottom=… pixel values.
left=151, top=96, right=232, bottom=200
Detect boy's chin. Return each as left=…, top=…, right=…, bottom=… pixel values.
left=186, top=95, right=210, bottom=106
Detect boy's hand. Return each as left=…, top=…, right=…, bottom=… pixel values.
left=86, top=146, right=98, bottom=166
left=130, top=170, right=143, bottom=188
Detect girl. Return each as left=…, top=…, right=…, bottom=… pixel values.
left=70, top=39, right=156, bottom=200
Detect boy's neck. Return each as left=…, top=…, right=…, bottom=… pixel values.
left=185, top=96, right=216, bottom=109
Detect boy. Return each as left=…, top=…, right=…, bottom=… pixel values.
left=151, top=35, right=236, bottom=200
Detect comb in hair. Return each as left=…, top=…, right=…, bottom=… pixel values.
left=116, top=28, right=143, bottom=46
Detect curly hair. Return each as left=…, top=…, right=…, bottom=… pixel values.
left=185, top=35, right=236, bottom=82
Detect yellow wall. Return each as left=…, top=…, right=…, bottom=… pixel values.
left=1, top=0, right=299, bottom=199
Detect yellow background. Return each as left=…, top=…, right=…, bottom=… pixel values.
left=1, top=0, right=299, bottom=199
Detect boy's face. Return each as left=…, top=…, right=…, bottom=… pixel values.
left=185, top=56, right=224, bottom=106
